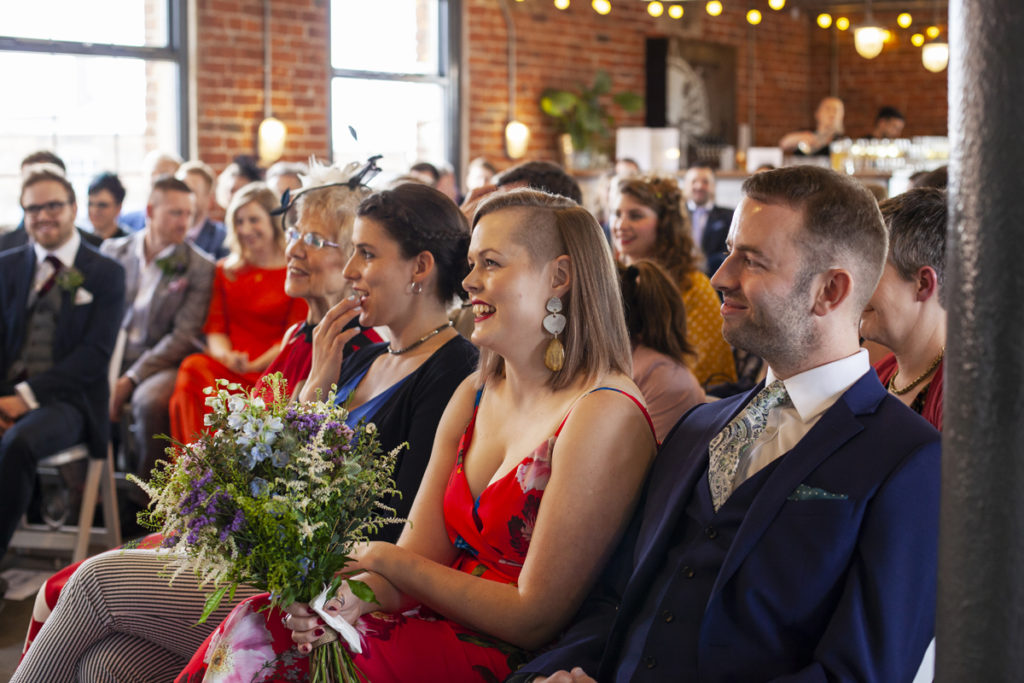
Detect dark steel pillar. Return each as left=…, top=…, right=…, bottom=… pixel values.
left=937, top=0, right=1024, bottom=680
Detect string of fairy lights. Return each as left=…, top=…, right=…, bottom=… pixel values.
left=515, top=0, right=948, bottom=71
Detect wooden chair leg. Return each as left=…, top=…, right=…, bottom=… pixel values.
left=73, top=459, right=104, bottom=562
left=101, top=446, right=122, bottom=548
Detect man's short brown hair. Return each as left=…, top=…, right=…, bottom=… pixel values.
left=21, top=164, right=75, bottom=206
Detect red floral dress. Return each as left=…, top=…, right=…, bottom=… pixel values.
left=177, top=387, right=652, bottom=683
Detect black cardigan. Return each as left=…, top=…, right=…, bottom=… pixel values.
left=337, top=335, right=478, bottom=541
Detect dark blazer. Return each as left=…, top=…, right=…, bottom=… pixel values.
left=100, top=232, right=216, bottom=382
left=0, top=225, right=103, bottom=252
left=189, top=218, right=229, bottom=260
left=519, top=371, right=940, bottom=682
left=691, top=205, right=733, bottom=276
left=0, top=243, right=125, bottom=459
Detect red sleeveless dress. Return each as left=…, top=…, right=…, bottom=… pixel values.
left=177, top=387, right=652, bottom=683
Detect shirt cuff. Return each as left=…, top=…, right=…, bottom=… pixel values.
left=14, top=381, right=39, bottom=410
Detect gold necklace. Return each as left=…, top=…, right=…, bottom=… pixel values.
left=887, top=347, right=944, bottom=395
left=387, top=321, right=452, bottom=355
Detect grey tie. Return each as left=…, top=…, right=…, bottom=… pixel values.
left=708, top=380, right=790, bottom=511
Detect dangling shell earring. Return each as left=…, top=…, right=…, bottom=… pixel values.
left=543, top=296, right=566, bottom=372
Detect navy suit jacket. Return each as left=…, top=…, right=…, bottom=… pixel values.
left=0, top=243, right=125, bottom=459
left=519, top=371, right=940, bottom=682
left=691, top=205, right=733, bottom=277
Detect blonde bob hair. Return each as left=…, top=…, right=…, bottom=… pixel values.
left=224, top=181, right=285, bottom=270
left=472, top=188, right=632, bottom=390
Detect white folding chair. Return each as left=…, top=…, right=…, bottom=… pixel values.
left=9, top=329, right=126, bottom=562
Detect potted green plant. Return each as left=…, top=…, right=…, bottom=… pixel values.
left=540, top=70, right=644, bottom=170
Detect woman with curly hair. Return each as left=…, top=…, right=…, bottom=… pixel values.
left=612, top=175, right=736, bottom=386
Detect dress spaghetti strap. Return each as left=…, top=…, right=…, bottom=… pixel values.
left=554, top=386, right=658, bottom=442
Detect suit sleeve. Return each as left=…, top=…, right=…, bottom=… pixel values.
left=26, top=256, right=125, bottom=404
left=128, top=254, right=215, bottom=383
left=767, top=440, right=941, bottom=683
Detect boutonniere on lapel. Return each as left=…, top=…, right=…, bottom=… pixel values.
left=156, top=252, right=188, bottom=278
left=56, top=266, right=85, bottom=294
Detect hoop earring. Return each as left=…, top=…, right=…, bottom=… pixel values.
left=543, top=296, right=566, bottom=372
left=407, top=281, right=423, bottom=295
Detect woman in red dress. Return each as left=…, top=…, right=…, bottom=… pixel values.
left=180, top=188, right=659, bottom=682
left=168, top=182, right=307, bottom=444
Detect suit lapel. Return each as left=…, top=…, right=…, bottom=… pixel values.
left=5, top=248, right=36, bottom=361
left=709, top=373, right=886, bottom=595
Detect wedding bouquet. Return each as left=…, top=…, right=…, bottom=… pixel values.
left=131, top=374, right=403, bottom=682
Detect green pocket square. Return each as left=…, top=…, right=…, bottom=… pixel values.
left=787, top=484, right=848, bottom=501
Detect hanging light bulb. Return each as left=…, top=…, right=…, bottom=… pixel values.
left=768, top=0, right=785, bottom=9
left=706, top=0, right=723, bottom=16
left=817, top=13, right=832, bottom=29
left=648, top=1, right=664, bottom=17
left=592, top=0, right=611, bottom=13
left=854, top=25, right=886, bottom=58
left=747, top=8, right=761, bottom=24
left=554, top=0, right=570, bottom=9
left=897, top=12, right=913, bottom=28
left=505, top=121, right=531, bottom=159
left=926, top=25, right=941, bottom=39
left=258, top=116, right=287, bottom=166
left=922, top=40, right=949, bottom=72
left=911, top=32, right=926, bottom=46
left=836, top=16, right=850, bottom=30
left=668, top=4, right=684, bottom=18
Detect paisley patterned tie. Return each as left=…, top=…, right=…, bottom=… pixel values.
left=708, top=380, right=790, bottom=511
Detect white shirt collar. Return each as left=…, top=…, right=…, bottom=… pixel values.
left=765, top=348, right=870, bottom=423
left=33, top=228, right=81, bottom=268
left=687, top=199, right=714, bottom=212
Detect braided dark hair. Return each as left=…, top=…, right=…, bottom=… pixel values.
left=357, top=182, right=471, bottom=303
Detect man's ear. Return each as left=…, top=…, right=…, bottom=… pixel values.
left=811, top=268, right=854, bottom=316
left=550, top=254, right=572, bottom=297
left=145, top=202, right=156, bottom=220
left=915, top=265, right=939, bottom=302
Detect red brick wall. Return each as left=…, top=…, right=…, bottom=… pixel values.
left=193, top=0, right=330, bottom=170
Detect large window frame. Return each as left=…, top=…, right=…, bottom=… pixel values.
left=328, top=0, right=461, bottom=173
left=0, top=2, right=190, bottom=156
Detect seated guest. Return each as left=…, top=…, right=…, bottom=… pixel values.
left=177, top=187, right=657, bottom=682
left=100, top=176, right=216, bottom=498
left=214, top=155, right=264, bottom=212
left=872, top=105, right=906, bottom=139
left=464, top=156, right=497, bottom=194
left=619, top=260, right=704, bottom=441
left=514, top=166, right=940, bottom=683
left=682, top=163, right=734, bottom=275
left=0, top=166, right=124, bottom=565
left=264, top=160, right=306, bottom=200
left=860, top=187, right=947, bottom=430
left=779, top=96, right=845, bottom=156
left=613, top=175, right=737, bottom=387
left=175, top=160, right=229, bottom=259
left=911, top=164, right=948, bottom=190
left=14, top=182, right=482, bottom=682
left=168, top=183, right=306, bottom=444
left=120, top=151, right=183, bottom=232
left=614, top=157, right=641, bottom=177
left=494, top=160, right=583, bottom=204
left=2, top=153, right=103, bottom=250
left=408, top=160, right=441, bottom=186
left=86, top=172, right=129, bottom=241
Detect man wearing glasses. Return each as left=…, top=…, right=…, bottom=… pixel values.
left=0, top=165, right=125, bottom=576
left=100, top=176, right=215, bottom=499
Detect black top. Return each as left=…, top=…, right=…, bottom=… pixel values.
left=337, top=335, right=479, bottom=542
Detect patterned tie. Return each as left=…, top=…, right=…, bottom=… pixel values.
left=708, top=380, right=790, bottom=511
left=30, top=254, right=64, bottom=307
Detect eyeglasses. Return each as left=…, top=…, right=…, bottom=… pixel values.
left=23, top=200, right=72, bottom=216
left=286, top=228, right=341, bottom=250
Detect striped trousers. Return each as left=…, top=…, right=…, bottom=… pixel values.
left=12, top=549, right=257, bottom=682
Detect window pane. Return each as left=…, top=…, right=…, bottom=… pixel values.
left=1, top=1, right=169, bottom=47
left=331, top=0, right=439, bottom=74
left=0, top=52, right=179, bottom=227
left=332, top=78, right=446, bottom=178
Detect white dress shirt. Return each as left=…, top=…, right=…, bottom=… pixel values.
left=731, top=348, right=870, bottom=491
left=687, top=199, right=713, bottom=246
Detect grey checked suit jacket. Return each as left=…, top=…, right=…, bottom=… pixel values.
left=101, top=232, right=216, bottom=383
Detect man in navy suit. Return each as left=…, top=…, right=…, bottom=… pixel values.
left=0, top=166, right=125, bottom=561
left=683, top=164, right=734, bottom=277
left=515, top=166, right=940, bottom=682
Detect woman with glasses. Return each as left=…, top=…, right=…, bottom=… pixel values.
left=14, top=181, right=480, bottom=683
left=167, top=182, right=307, bottom=444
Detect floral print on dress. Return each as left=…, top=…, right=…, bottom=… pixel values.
left=515, top=437, right=553, bottom=493
left=202, top=600, right=277, bottom=683
left=507, top=492, right=541, bottom=556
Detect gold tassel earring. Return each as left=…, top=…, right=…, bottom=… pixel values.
left=543, top=296, right=566, bottom=372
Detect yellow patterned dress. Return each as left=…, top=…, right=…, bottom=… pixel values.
left=681, top=271, right=737, bottom=386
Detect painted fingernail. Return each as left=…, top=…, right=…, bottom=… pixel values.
left=314, top=628, right=325, bottom=637
left=316, top=617, right=325, bottom=625
left=300, top=644, right=311, bottom=654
